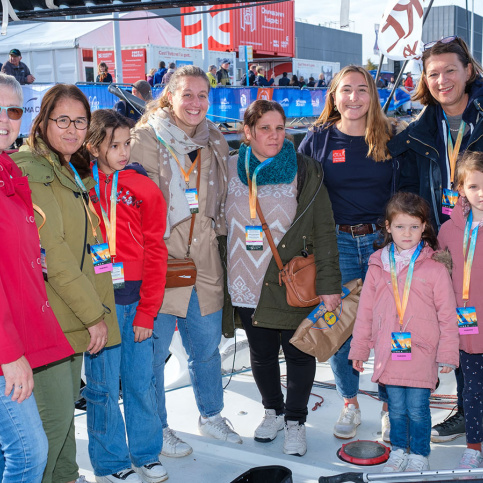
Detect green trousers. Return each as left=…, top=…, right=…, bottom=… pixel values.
left=33, top=354, right=83, bottom=483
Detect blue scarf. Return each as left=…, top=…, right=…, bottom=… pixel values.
left=237, top=139, right=298, bottom=186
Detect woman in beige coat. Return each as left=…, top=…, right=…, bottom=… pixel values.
left=131, top=65, right=241, bottom=462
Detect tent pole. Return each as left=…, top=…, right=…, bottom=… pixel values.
left=113, top=11, right=123, bottom=83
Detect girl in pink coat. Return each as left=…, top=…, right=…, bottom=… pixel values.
left=439, top=151, right=483, bottom=470
left=349, top=192, right=459, bottom=473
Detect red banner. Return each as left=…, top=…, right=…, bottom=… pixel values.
left=96, top=49, right=146, bottom=83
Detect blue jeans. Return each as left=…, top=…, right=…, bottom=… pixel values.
left=153, top=288, right=223, bottom=426
left=85, top=302, right=162, bottom=476
left=0, top=378, right=48, bottom=483
left=330, top=228, right=380, bottom=399
left=386, top=385, right=431, bottom=456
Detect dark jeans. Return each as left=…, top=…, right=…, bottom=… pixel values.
left=238, top=307, right=316, bottom=423
left=460, top=351, right=483, bottom=444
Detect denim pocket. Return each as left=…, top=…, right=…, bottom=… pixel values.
left=84, top=386, right=108, bottom=434
left=84, top=351, right=106, bottom=385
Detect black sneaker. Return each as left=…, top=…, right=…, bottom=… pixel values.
left=431, top=406, right=465, bottom=443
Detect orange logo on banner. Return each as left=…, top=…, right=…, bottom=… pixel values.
left=256, top=88, right=273, bottom=101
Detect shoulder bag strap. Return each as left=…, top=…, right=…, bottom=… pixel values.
left=186, top=149, right=201, bottom=257
left=256, top=198, right=284, bottom=271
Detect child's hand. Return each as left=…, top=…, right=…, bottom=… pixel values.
left=352, top=360, right=364, bottom=373
left=440, top=366, right=453, bottom=374
left=133, top=326, right=153, bottom=343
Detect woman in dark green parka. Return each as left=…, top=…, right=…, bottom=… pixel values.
left=224, top=100, right=341, bottom=457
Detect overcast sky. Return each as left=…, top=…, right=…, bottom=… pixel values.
left=294, top=0, right=483, bottom=64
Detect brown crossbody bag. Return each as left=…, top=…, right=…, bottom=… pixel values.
left=165, top=152, right=200, bottom=288
left=256, top=200, right=319, bottom=308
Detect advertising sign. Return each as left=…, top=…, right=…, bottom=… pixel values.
left=96, top=50, right=115, bottom=75
left=121, top=49, right=146, bottom=83
left=181, top=2, right=294, bottom=57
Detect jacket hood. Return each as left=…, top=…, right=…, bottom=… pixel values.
left=91, top=161, right=148, bottom=181
left=369, top=244, right=436, bottom=269
left=432, top=248, right=453, bottom=275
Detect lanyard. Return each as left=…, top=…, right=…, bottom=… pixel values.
left=69, top=162, right=100, bottom=243
left=389, top=241, right=423, bottom=330
left=32, top=203, right=46, bottom=236
left=92, top=162, right=119, bottom=257
left=157, top=136, right=198, bottom=187
left=443, top=113, right=466, bottom=185
left=245, top=146, right=275, bottom=219
left=463, top=211, right=480, bottom=301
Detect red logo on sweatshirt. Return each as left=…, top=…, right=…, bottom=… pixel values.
left=332, top=149, right=346, bottom=163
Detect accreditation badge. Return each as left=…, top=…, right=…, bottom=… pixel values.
left=111, top=262, right=125, bottom=290
left=391, top=332, right=412, bottom=361
left=40, top=243, right=48, bottom=282
left=457, top=306, right=478, bottom=335
left=90, top=243, right=113, bottom=274
left=185, top=188, right=199, bottom=214
left=245, top=225, right=263, bottom=251
left=442, top=188, right=459, bottom=215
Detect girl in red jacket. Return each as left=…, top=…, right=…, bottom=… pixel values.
left=349, top=192, right=458, bottom=474
left=85, top=110, right=169, bottom=483
left=439, top=152, right=483, bottom=470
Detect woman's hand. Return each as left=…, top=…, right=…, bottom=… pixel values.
left=87, top=320, right=108, bottom=354
left=440, top=366, right=453, bottom=374
left=352, top=360, right=364, bottom=373
left=1, top=356, right=34, bottom=403
left=319, top=293, right=341, bottom=312
left=133, top=326, right=153, bottom=343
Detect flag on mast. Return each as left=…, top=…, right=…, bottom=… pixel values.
left=378, top=0, right=428, bottom=60
left=340, top=0, right=350, bottom=29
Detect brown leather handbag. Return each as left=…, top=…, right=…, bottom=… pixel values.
left=165, top=153, right=200, bottom=289
left=256, top=200, right=319, bottom=308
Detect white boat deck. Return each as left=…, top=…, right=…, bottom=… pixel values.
left=75, top=333, right=468, bottom=483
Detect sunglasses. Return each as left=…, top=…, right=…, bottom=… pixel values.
left=423, top=35, right=458, bottom=51
left=0, top=106, right=24, bottom=120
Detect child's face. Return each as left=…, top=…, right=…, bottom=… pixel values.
left=89, top=126, right=131, bottom=175
left=459, top=170, right=483, bottom=221
left=386, top=213, right=426, bottom=252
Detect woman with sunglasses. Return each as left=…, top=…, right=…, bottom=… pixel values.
left=0, top=75, right=74, bottom=483
left=12, top=84, right=121, bottom=483
left=388, top=36, right=483, bottom=450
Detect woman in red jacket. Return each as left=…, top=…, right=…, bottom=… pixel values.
left=0, top=74, right=73, bottom=482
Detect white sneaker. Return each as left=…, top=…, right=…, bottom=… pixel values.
left=198, top=414, right=242, bottom=444
left=405, top=454, right=430, bottom=472
left=96, top=469, right=142, bottom=483
left=333, top=404, right=361, bottom=439
left=133, top=462, right=168, bottom=483
left=381, top=410, right=390, bottom=443
left=76, top=477, right=93, bottom=483
left=254, top=409, right=285, bottom=442
left=382, top=448, right=408, bottom=472
left=456, top=448, right=483, bottom=469
left=283, top=420, right=307, bottom=457
left=161, top=426, right=193, bottom=457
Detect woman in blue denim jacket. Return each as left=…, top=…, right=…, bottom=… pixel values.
left=298, top=65, right=399, bottom=441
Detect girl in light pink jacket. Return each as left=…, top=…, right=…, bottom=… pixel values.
left=439, top=152, right=483, bottom=470
left=349, top=192, right=458, bottom=474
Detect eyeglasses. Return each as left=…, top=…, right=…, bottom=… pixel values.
left=49, top=116, right=88, bottom=130
left=423, top=36, right=458, bottom=51
left=0, top=106, right=24, bottom=120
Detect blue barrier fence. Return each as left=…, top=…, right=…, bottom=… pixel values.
left=77, top=85, right=413, bottom=122
left=18, top=84, right=413, bottom=137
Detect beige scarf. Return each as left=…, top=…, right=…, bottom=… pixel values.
left=147, top=107, right=228, bottom=238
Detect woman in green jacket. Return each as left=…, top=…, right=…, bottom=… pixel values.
left=224, top=100, right=341, bottom=457
left=12, top=84, right=120, bottom=483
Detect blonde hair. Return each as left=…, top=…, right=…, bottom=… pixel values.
left=455, top=151, right=483, bottom=190
left=314, top=65, right=393, bottom=162
left=139, top=65, right=210, bottom=125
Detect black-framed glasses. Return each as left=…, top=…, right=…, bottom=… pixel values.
left=49, top=116, right=88, bottom=130
left=0, top=106, right=24, bottom=120
left=423, top=36, right=458, bottom=51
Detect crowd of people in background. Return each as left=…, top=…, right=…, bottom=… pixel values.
left=2, top=34, right=483, bottom=483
